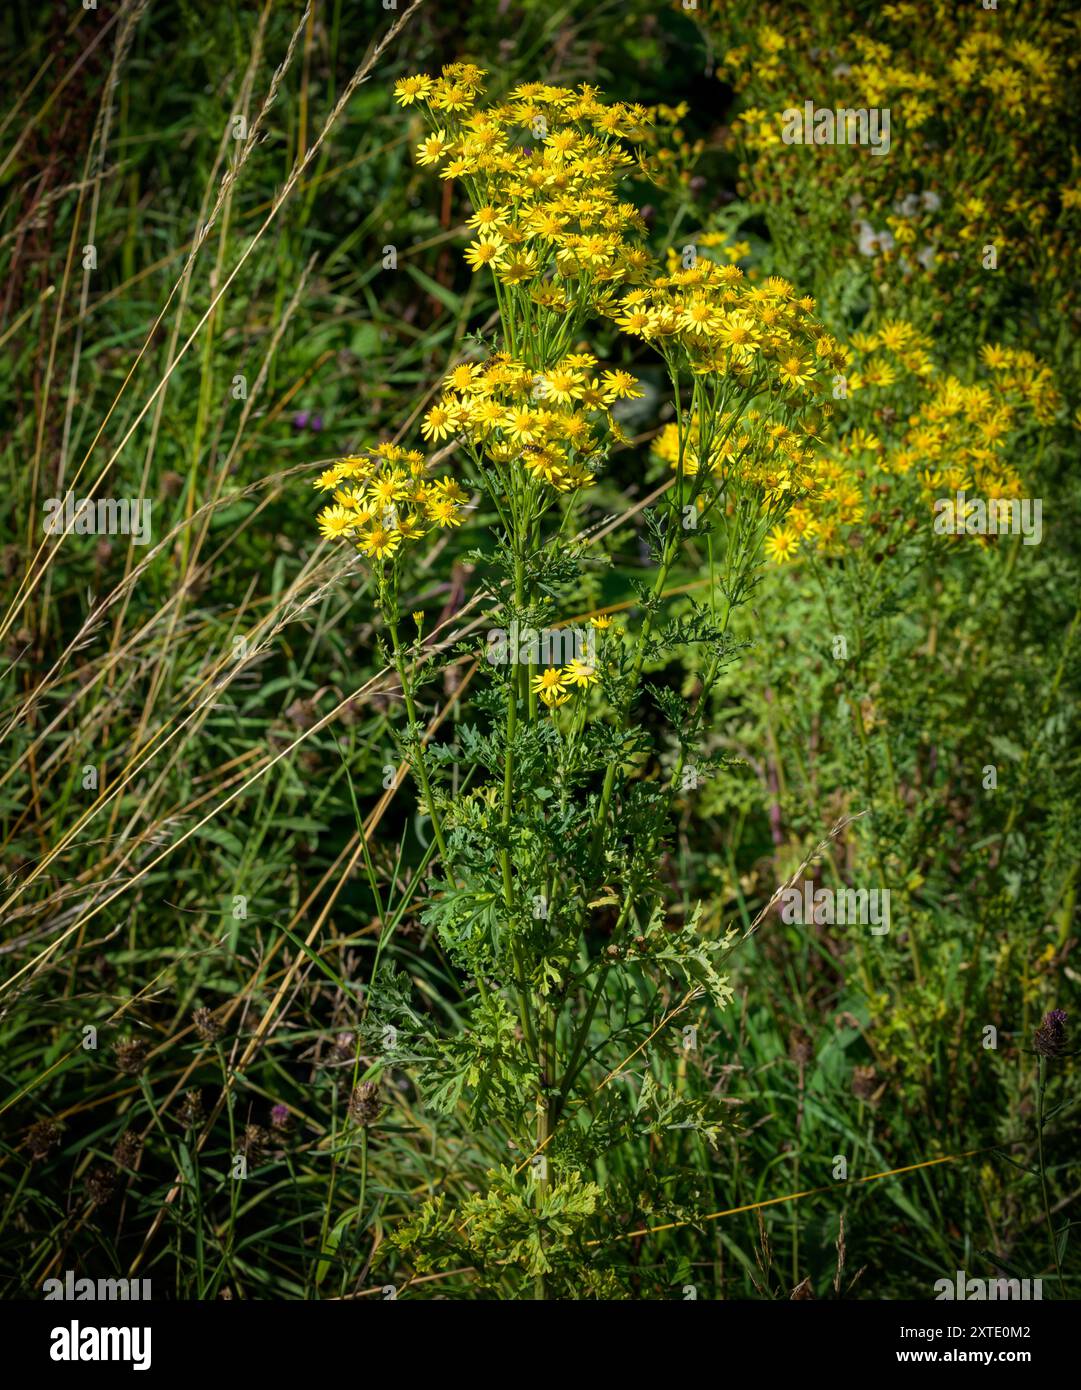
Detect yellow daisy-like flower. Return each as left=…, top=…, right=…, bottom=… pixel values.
left=877, top=319, right=915, bottom=352
left=314, top=464, right=346, bottom=492
left=562, top=658, right=600, bottom=688
left=394, top=75, right=434, bottom=106
left=600, top=369, right=642, bottom=401
left=431, top=82, right=474, bottom=114
left=317, top=504, right=360, bottom=539
left=467, top=397, right=506, bottom=434
left=426, top=497, right=464, bottom=528
left=615, top=307, right=652, bottom=336
left=979, top=344, right=1011, bottom=370
left=463, top=235, right=506, bottom=272
left=503, top=409, right=539, bottom=444
left=421, top=404, right=455, bottom=442
left=337, top=455, right=374, bottom=481
left=526, top=207, right=567, bottom=240
left=520, top=448, right=566, bottom=487
left=531, top=667, right=569, bottom=701
left=357, top=525, right=402, bottom=560
left=538, top=368, right=584, bottom=405
left=498, top=250, right=539, bottom=285
left=681, top=298, right=723, bottom=336
left=777, top=356, right=813, bottom=388
left=397, top=512, right=428, bottom=541
left=467, top=204, right=507, bottom=232
left=764, top=525, right=801, bottom=564
left=445, top=363, right=478, bottom=392
left=433, top=477, right=469, bottom=505
left=368, top=472, right=411, bottom=507
left=416, top=129, right=449, bottom=166
left=715, top=312, right=760, bottom=358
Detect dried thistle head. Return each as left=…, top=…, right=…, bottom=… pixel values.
left=193, top=1006, right=222, bottom=1043
left=852, top=1064, right=880, bottom=1102
left=113, top=1131, right=144, bottom=1168
left=84, top=1165, right=116, bottom=1205
left=1033, top=1009, right=1068, bottom=1059
left=25, top=1118, right=62, bottom=1161
left=349, top=1081, right=382, bottom=1128
left=178, top=1090, right=204, bottom=1129
left=115, top=1038, right=149, bottom=1076
left=240, top=1124, right=271, bottom=1162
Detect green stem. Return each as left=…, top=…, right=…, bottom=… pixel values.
left=588, top=534, right=681, bottom=868
left=1036, top=1055, right=1066, bottom=1296
left=386, top=614, right=452, bottom=872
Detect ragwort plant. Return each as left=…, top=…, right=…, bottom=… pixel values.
left=3, top=0, right=1074, bottom=1306
left=310, top=66, right=841, bottom=1295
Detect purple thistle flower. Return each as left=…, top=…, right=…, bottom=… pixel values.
left=1033, top=1009, right=1068, bottom=1059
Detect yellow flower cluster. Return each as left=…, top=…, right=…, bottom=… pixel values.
left=839, top=317, right=936, bottom=387
left=974, top=345, right=1061, bottom=426
left=726, top=23, right=1062, bottom=148
left=608, top=259, right=842, bottom=393
left=524, top=615, right=613, bottom=710
left=531, top=656, right=602, bottom=709
left=395, top=66, right=653, bottom=321
left=423, top=351, right=642, bottom=493
left=905, top=363, right=1058, bottom=507
left=762, top=344, right=1061, bottom=563
left=651, top=408, right=822, bottom=503
left=709, top=5, right=1079, bottom=322
left=313, top=443, right=466, bottom=561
